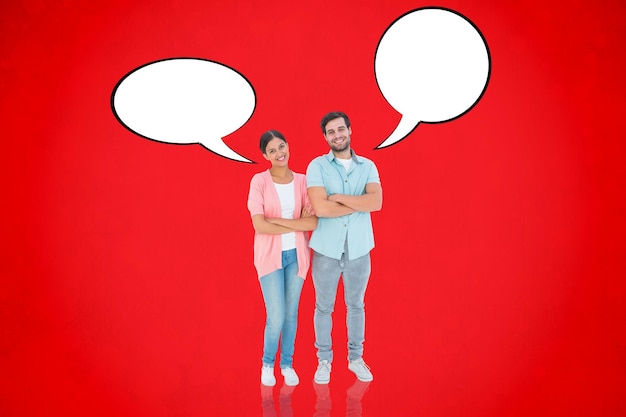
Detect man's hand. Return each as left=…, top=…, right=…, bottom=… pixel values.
left=301, top=204, right=315, bottom=218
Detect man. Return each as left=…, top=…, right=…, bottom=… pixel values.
left=306, top=111, right=382, bottom=384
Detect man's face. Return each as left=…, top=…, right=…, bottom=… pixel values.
left=323, top=117, right=352, bottom=153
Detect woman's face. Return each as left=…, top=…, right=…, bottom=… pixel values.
left=263, top=138, right=289, bottom=166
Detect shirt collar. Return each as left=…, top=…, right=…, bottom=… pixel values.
left=324, top=149, right=361, bottom=164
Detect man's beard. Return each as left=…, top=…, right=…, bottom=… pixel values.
left=330, top=138, right=350, bottom=153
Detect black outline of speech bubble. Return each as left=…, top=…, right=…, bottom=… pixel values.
left=111, top=57, right=257, bottom=163
left=373, top=7, right=492, bottom=149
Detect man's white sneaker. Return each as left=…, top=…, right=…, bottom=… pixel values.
left=348, top=358, right=373, bottom=382
left=314, top=360, right=331, bottom=384
left=261, top=365, right=276, bottom=386
left=281, top=367, right=300, bottom=386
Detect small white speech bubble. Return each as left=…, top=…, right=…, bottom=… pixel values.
left=112, top=58, right=255, bottom=162
left=374, top=8, right=490, bottom=148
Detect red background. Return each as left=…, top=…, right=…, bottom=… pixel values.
left=2, top=0, right=625, bottom=416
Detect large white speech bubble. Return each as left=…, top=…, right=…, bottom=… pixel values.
left=374, top=7, right=491, bottom=148
left=111, top=58, right=255, bottom=162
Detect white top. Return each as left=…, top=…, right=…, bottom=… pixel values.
left=274, top=180, right=296, bottom=250
left=336, top=157, right=353, bottom=171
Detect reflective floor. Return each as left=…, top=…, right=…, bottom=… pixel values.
left=260, top=379, right=371, bottom=417
left=2, top=277, right=625, bottom=417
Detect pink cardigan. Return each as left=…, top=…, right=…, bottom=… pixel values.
left=247, top=170, right=312, bottom=279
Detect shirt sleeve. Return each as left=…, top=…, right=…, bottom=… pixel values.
left=367, top=161, right=381, bottom=185
left=306, top=158, right=325, bottom=188
left=247, top=174, right=265, bottom=216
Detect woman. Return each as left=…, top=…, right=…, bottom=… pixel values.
left=247, top=130, right=317, bottom=387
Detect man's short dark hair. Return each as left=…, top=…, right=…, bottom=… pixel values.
left=320, top=111, right=350, bottom=134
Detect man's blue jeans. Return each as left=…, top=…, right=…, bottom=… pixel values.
left=259, top=249, right=304, bottom=368
left=312, top=247, right=371, bottom=362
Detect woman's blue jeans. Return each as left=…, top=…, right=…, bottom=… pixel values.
left=259, top=249, right=304, bottom=368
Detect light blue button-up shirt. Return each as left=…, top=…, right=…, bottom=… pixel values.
left=306, top=150, right=380, bottom=260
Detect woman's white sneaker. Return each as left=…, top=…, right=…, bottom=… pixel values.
left=281, top=367, right=300, bottom=386
left=261, top=365, right=276, bottom=386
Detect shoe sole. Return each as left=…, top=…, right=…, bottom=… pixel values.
left=314, top=376, right=330, bottom=384
left=348, top=367, right=373, bottom=382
